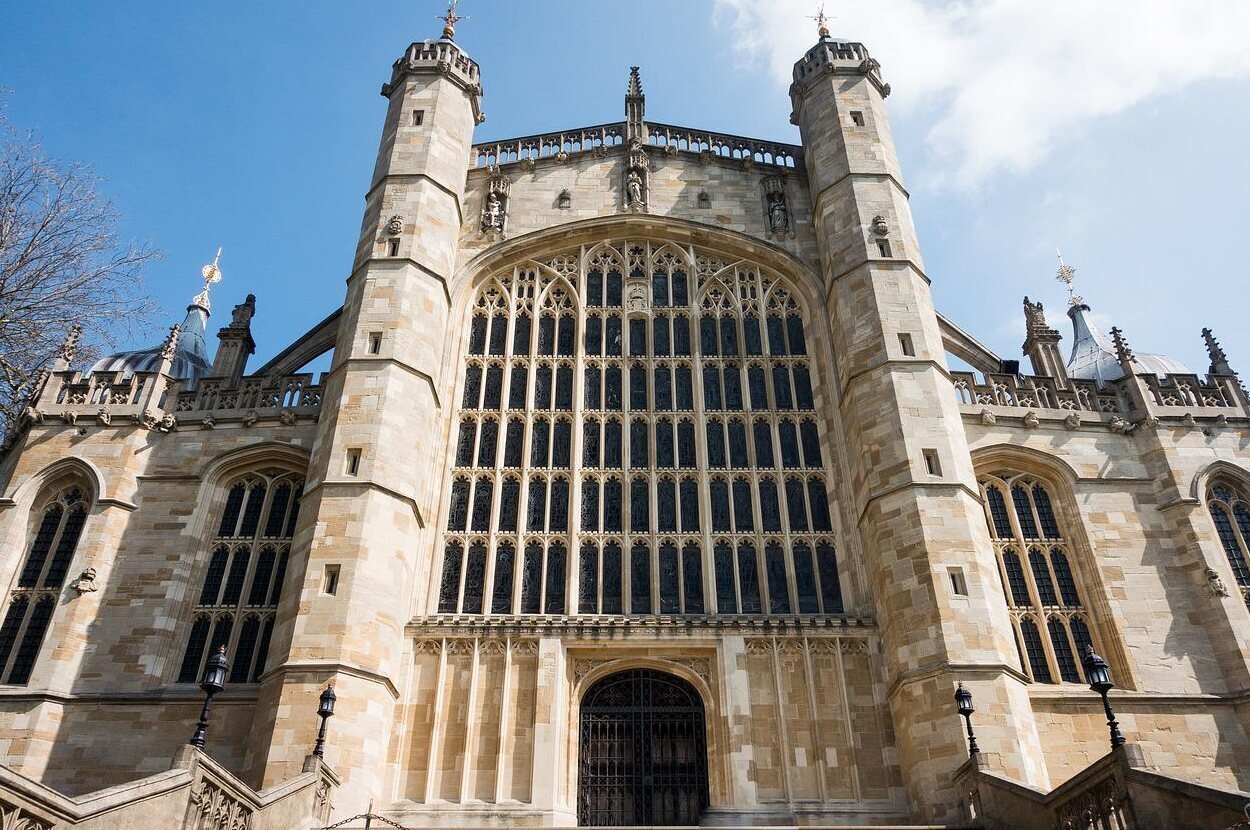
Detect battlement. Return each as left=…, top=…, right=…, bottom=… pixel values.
left=382, top=38, right=483, bottom=122
left=789, top=38, right=890, bottom=101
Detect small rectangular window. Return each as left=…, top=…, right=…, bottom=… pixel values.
left=877, top=240, right=892, bottom=258
left=323, top=564, right=341, bottom=596
left=850, top=110, right=865, bottom=127
left=368, top=332, right=382, bottom=355
left=388, top=239, right=400, bottom=257
left=923, top=449, right=941, bottom=477
left=412, top=109, right=424, bottom=126
left=948, top=566, right=968, bottom=597
left=346, top=449, right=362, bottom=477
left=898, top=333, right=915, bottom=357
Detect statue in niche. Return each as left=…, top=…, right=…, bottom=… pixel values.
left=481, top=192, right=505, bottom=232
left=626, top=169, right=645, bottom=210
left=767, top=191, right=790, bottom=234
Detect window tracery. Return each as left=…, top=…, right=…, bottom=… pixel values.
left=177, top=471, right=301, bottom=684
left=1207, top=480, right=1250, bottom=609
left=979, top=472, right=1096, bottom=685
left=0, top=484, right=90, bottom=685
left=439, top=241, right=843, bottom=617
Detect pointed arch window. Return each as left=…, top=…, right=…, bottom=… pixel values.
left=0, top=485, right=90, bottom=685
left=1207, top=481, right=1250, bottom=608
left=439, top=243, right=841, bottom=620
left=980, top=471, right=1100, bottom=685
left=178, top=472, right=301, bottom=684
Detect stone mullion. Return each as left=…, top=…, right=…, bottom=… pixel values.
left=691, top=327, right=717, bottom=613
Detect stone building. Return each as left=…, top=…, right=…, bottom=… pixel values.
left=0, top=13, right=1248, bottom=830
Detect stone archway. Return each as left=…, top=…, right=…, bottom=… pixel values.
left=577, top=668, right=709, bottom=826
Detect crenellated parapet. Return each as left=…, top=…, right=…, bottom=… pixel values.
left=788, top=39, right=890, bottom=124
left=382, top=39, right=484, bottom=123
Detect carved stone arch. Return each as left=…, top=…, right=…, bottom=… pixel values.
left=581, top=240, right=626, bottom=272
left=186, top=442, right=311, bottom=543
left=1190, top=459, right=1250, bottom=504
left=648, top=240, right=694, bottom=272
left=970, top=444, right=1080, bottom=488
left=4, top=456, right=104, bottom=512
left=695, top=276, right=736, bottom=312
left=568, top=657, right=727, bottom=808
left=536, top=272, right=581, bottom=312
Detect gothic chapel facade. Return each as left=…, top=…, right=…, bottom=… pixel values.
left=1, top=15, right=1250, bottom=830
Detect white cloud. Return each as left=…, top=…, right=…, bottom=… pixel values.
left=713, top=0, right=1250, bottom=189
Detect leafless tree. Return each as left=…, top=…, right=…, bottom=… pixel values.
left=0, top=112, right=159, bottom=435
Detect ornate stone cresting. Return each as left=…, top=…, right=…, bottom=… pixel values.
left=1022, top=295, right=1068, bottom=384
left=383, top=38, right=484, bottom=124
left=622, top=68, right=649, bottom=213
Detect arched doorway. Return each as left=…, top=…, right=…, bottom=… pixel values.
left=577, top=668, right=709, bottom=826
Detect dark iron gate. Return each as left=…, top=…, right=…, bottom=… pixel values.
left=577, top=669, right=709, bottom=826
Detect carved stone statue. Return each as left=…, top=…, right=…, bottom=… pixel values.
left=1206, top=566, right=1230, bottom=597
left=481, top=192, right=504, bottom=231
left=767, top=191, right=789, bottom=234
left=626, top=169, right=644, bottom=209
left=384, top=214, right=404, bottom=236
left=71, top=567, right=98, bottom=594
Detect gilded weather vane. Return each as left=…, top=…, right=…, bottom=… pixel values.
left=439, top=0, right=466, bottom=40
left=808, top=3, right=832, bottom=39
left=1055, top=249, right=1082, bottom=308
left=193, top=247, right=223, bottom=312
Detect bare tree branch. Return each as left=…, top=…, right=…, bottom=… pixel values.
left=0, top=108, right=160, bottom=437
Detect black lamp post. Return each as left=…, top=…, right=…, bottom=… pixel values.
left=189, top=646, right=229, bottom=749
left=1082, top=645, right=1126, bottom=749
left=954, top=681, right=980, bottom=756
left=313, top=682, right=337, bottom=759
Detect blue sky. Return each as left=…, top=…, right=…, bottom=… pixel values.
left=2, top=1, right=1247, bottom=376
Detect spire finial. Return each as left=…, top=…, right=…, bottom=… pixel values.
left=809, top=3, right=832, bottom=39
left=1055, top=248, right=1082, bottom=307
left=192, top=248, right=223, bottom=313
left=1109, top=326, right=1135, bottom=365
left=627, top=66, right=643, bottom=99
left=56, top=325, right=83, bottom=365
left=1202, top=327, right=1233, bottom=375
left=160, top=324, right=182, bottom=361
left=438, top=0, right=464, bottom=40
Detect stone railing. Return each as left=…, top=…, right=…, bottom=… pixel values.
left=951, top=372, right=1126, bottom=415
left=393, top=39, right=479, bottom=83
left=472, top=122, right=626, bottom=168
left=952, top=369, right=1250, bottom=426
left=170, top=373, right=323, bottom=420
left=471, top=120, right=802, bottom=170
left=25, top=368, right=323, bottom=434
left=645, top=121, right=801, bottom=168
left=954, top=743, right=1250, bottom=829
left=0, top=746, right=337, bottom=830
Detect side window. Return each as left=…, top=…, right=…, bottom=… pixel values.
left=0, top=485, right=90, bottom=685
left=177, top=473, right=302, bottom=684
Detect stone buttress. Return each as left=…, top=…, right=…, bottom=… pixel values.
left=788, top=36, right=1050, bottom=820
left=247, top=36, right=482, bottom=815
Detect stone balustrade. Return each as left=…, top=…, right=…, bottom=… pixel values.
left=0, top=746, right=337, bottom=830
left=26, top=368, right=323, bottom=432
left=471, top=122, right=626, bottom=168
left=951, top=371, right=1125, bottom=415
left=471, top=120, right=802, bottom=170
left=645, top=121, right=801, bottom=168
left=951, top=369, right=1250, bottom=425
left=954, top=743, right=1249, bottom=829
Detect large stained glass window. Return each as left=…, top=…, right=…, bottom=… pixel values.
left=438, top=241, right=843, bottom=617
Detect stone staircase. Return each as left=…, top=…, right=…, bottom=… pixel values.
left=0, top=746, right=337, bottom=829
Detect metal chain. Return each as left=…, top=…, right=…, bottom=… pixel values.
left=320, top=812, right=407, bottom=829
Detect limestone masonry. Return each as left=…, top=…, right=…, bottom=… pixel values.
left=0, top=18, right=1248, bottom=830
